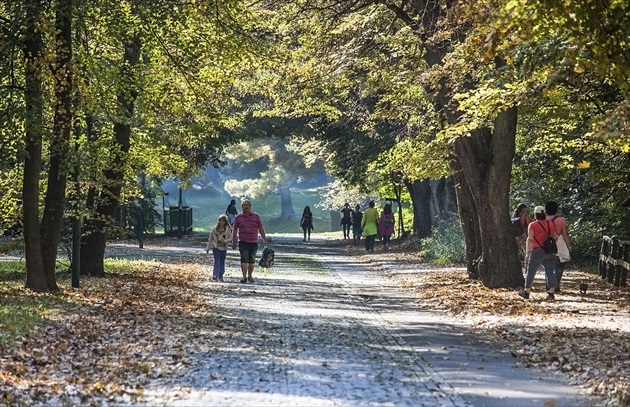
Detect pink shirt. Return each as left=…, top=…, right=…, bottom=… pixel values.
left=378, top=212, right=395, bottom=236
left=233, top=212, right=263, bottom=244
left=547, top=215, right=567, bottom=237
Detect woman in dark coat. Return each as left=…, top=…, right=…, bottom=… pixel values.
left=300, top=206, right=314, bottom=242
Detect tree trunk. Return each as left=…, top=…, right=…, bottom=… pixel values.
left=407, top=179, right=432, bottom=238
left=452, top=160, right=481, bottom=279
left=452, top=111, right=523, bottom=287
left=279, top=186, right=296, bottom=219
left=81, top=36, right=140, bottom=276
left=40, top=0, right=73, bottom=290
left=430, top=178, right=456, bottom=222
left=403, top=0, right=523, bottom=287
left=23, top=0, right=47, bottom=291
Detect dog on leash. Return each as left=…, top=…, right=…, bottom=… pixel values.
left=579, top=282, right=588, bottom=294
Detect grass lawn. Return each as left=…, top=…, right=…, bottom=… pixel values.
left=158, top=187, right=334, bottom=234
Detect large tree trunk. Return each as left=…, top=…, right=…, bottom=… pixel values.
left=279, top=186, right=296, bottom=219
left=406, top=178, right=456, bottom=239
left=407, top=179, right=432, bottom=238
left=81, top=36, right=140, bottom=276
left=40, top=0, right=73, bottom=290
left=452, top=159, right=482, bottom=279
left=430, top=178, right=456, bottom=222
left=405, top=0, right=522, bottom=287
left=23, top=0, right=47, bottom=290
left=452, top=111, right=523, bottom=287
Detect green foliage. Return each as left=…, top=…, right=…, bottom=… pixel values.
left=0, top=237, right=24, bottom=257
left=510, top=84, right=630, bottom=259
left=420, top=216, right=466, bottom=265
left=569, top=219, right=607, bottom=267
left=169, top=186, right=332, bottom=234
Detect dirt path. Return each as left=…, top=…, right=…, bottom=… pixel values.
left=1, top=232, right=622, bottom=406
left=106, top=233, right=610, bottom=406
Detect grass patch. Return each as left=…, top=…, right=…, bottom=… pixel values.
left=0, top=258, right=158, bottom=348
left=161, top=188, right=332, bottom=234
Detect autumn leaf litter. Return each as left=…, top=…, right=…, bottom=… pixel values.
left=1, top=237, right=629, bottom=406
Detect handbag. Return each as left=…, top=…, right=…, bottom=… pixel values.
left=533, top=221, right=557, bottom=255
left=556, top=235, right=571, bottom=262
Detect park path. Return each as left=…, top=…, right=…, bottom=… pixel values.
left=111, top=234, right=602, bottom=407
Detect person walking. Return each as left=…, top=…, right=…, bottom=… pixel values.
left=361, top=200, right=379, bottom=253
left=232, top=199, right=268, bottom=283
left=206, top=214, right=232, bottom=282
left=378, top=203, right=395, bottom=251
left=300, top=206, right=314, bottom=242
left=512, top=203, right=531, bottom=260
left=545, top=201, right=572, bottom=292
left=225, top=199, right=238, bottom=226
left=351, top=205, right=363, bottom=246
left=518, top=205, right=559, bottom=301
left=340, top=203, right=352, bottom=239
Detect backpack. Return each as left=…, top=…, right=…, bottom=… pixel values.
left=533, top=221, right=557, bottom=255
left=383, top=214, right=393, bottom=228
left=258, top=247, right=275, bottom=268
left=511, top=217, right=524, bottom=237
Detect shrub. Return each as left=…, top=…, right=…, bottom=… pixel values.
left=420, top=216, right=466, bottom=265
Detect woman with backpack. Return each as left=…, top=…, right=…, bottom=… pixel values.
left=518, top=205, right=559, bottom=301
left=300, top=206, right=314, bottom=242
left=378, top=203, right=395, bottom=251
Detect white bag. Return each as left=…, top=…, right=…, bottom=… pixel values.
left=556, top=235, right=570, bottom=262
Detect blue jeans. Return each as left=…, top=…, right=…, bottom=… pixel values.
left=213, top=248, right=227, bottom=278
left=546, top=257, right=566, bottom=289
left=525, top=248, right=557, bottom=290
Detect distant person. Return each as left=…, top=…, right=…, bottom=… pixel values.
left=225, top=199, right=238, bottom=225
left=351, top=205, right=363, bottom=246
left=340, top=203, right=352, bottom=239
left=512, top=203, right=530, bottom=258
left=519, top=205, right=558, bottom=301
left=545, top=201, right=572, bottom=292
left=378, top=203, right=395, bottom=251
left=300, top=206, right=314, bottom=242
left=206, top=214, right=232, bottom=282
left=361, top=200, right=379, bottom=253
left=232, top=199, right=268, bottom=283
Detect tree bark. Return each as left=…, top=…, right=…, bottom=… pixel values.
left=40, top=0, right=73, bottom=290
left=279, top=186, right=296, bottom=219
left=23, top=0, right=46, bottom=290
left=452, top=110, right=523, bottom=287
left=387, top=0, right=523, bottom=287
left=452, top=159, right=481, bottom=278
left=407, top=179, right=432, bottom=238
left=81, top=36, right=140, bottom=276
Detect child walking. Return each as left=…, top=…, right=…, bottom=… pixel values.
left=206, top=214, right=232, bottom=282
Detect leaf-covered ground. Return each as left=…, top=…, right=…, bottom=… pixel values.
left=1, top=235, right=628, bottom=406
left=0, top=254, right=217, bottom=406
left=359, top=249, right=630, bottom=406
